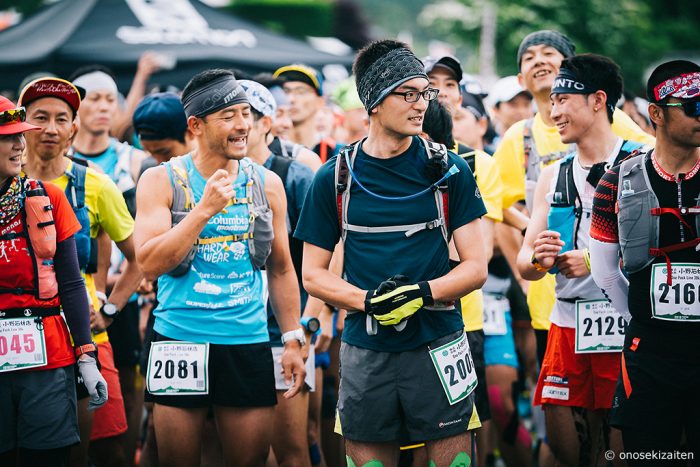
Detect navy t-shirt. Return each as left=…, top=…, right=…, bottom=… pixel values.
left=294, top=136, right=486, bottom=352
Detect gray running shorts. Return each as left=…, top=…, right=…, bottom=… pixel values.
left=337, top=330, right=477, bottom=443
left=0, top=365, right=79, bottom=451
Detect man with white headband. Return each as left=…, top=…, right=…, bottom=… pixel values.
left=134, top=68, right=305, bottom=466
left=295, top=39, right=487, bottom=466
left=589, top=59, right=700, bottom=462
left=70, top=66, right=147, bottom=216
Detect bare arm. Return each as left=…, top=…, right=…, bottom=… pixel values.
left=265, top=171, right=302, bottom=335
left=302, top=243, right=366, bottom=311
left=263, top=170, right=306, bottom=398
left=94, top=229, right=111, bottom=294
left=296, top=147, right=322, bottom=173
left=134, top=165, right=233, bottom=281
left=106, top=236, right=143, bottom=310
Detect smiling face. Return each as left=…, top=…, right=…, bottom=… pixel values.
left=373, top=77, right=431, bottom=138
left=24, top=97, right=76, bottom=162
left=518, top=44, right=566, bottom=97
left=191, top=103, right=251, bottom=160
left=0, top=133, right=26, bottom=181
left=550, top=92, right=597, bottom=144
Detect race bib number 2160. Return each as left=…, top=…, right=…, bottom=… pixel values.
left=650, top=263, right=700, bottom=322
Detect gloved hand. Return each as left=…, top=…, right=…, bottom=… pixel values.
left=365, top=276, right=433, bottom=326
left=77, top=354, right=108, bottom=410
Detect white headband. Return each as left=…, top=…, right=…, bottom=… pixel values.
left=72, top=71, right=118, bottom=95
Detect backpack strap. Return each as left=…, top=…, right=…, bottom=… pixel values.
left=268, top=154, right=293, bottom=187
left=422, top=137, right=450, bottom=246
left=335, top=141, right=358, bottom=242
left=65, top=161, right=87, bottom=209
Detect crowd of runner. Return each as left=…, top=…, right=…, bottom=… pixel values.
left=0, top=26, right=698, bottom=467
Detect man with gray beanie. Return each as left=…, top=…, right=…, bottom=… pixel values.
left=133, top=69, right=306, bottom=466
left=295, top=40, right=488, bottom=466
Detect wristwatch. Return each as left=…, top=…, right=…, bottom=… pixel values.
left=75, top=342, right=97, bottom=357
left=281, top=328, right=306, bottom=346
left=300, top=316, right=321, bottom=334
left=100, top=302, right=119, bottom=318
left=531, top=253, right=550, bottom=273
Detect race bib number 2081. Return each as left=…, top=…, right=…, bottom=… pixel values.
left=147, top=341, right=209, bottom=395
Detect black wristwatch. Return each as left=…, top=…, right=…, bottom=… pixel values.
left=300, top=316, right=321, bottom=334
left=100, top=302, right=119, bottom=318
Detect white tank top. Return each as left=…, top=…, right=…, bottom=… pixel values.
left=547, top=138, right=623, bottom=328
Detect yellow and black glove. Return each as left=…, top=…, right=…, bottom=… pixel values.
left=365, top=276, right=434, bottom=326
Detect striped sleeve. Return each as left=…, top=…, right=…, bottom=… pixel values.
left=590, top=165, right=620, bottom=243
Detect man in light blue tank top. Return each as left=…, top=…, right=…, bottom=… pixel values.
left=134, top=69, right=306, bottom=466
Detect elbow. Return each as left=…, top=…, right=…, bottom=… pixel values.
left=474, top=263, right=487, bottom=290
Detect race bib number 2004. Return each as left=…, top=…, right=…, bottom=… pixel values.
left=147, top=341, right=209, bottom=395
left=429, top=333, right=477, bottom=405
left=0, top=318, right=47, bottom=372
left=650, top=263, right=700, bottom=322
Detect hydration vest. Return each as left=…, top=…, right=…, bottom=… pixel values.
left=617, top=151, right=700, bottom=283
left=269, top=137, right=303, bottom=160
left=0, top=179, right=59, bottom=301
left=166, top=156, right=274, bottom=277
left=64, top=161, right=97, bottom=273
left=335, top=137, right=452, bottom=247
left=547, top=140, right=645, bottom=273
left=335, top=137, right=456, bottom=321
left=453, top=142, right=477, bottom=179
left=523, top=118, right=572, bottom=211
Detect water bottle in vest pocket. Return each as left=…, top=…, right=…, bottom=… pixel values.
left=246, top=163, right=274, bottom=269
left=24, top=183, right=58, bottom=299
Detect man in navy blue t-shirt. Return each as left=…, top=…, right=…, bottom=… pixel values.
left=295, top=40, right=488, bottom=466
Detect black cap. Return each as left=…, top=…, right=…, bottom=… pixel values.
left=423, top=56, right=463, bottom=83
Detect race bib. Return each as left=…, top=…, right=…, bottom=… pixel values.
left=650, top=263, right=700, bottom=321
left=482, top=293, right=508, bottom=336
left=575, top=299, right=624, bottom=353
left=147, top=341, right=209, bottom=395
left=0, top=318, right=47, bottom=372
left=429, top=333, right=477, bottom=405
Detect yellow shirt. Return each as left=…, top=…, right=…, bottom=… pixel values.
left=493, top=109, right=655, bottom=330
left=455, top=146, right=503, bottom=332
left=51, top=158, right=135, bottom=343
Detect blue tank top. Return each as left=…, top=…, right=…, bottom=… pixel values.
left=154, top=154, right=268, bottom=345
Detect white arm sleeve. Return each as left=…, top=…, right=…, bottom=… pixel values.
left=589, top=238, right=631, bottom=323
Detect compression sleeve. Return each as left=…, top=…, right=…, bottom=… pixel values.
left=55, top=235, right=92, bottom=346
left=589, top=238, right=631, bottom=322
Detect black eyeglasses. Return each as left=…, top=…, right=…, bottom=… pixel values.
left=390, top=88, right=439, bottom=103
left=0, top=107, right=26, bottom=125
left=656, top=101, right=700, bottom=118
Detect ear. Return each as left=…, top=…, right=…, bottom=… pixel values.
left=187, top=115, right=203, bottom=136
left=477, top=117, right=488, bottom=137
left=594, top=90, right=608, bottom=111
left=517, top=72, right=525, bottom=88
left=261, top=116, right=273, bottom=134
left=69, top=120, right=79, bottom=141
left=648, top=103, right=665, bottom=128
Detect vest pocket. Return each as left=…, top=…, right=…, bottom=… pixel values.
left=251, top=206, right=274, bottom=269
left=618, top=190, right=651, bottom=271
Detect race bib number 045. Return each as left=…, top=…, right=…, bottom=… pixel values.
left=0, top=318, right=47, bottom=372
left=650, top=263, right=700, bottom=321
left=575, top=299, right=624, bottom=353
left=429, top=333, right=477, bottom=405
left=147, top=341, right=209, bottom=395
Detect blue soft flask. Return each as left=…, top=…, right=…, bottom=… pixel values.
left=546, top=191, right=576, bottom=274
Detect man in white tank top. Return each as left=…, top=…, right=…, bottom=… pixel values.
left=517, top=54, right=646, bottom=466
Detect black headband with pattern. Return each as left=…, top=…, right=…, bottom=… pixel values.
left=356, top=47, right=428, bottom=111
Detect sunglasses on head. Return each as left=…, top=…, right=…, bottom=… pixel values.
left=656, top=100, right=700, bottom=118
left=0, top=107, right=26, bottom=125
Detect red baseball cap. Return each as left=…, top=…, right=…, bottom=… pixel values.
left=18, top=77, right=83, bottom=115
left=0, top=96, right=40, bottom=135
